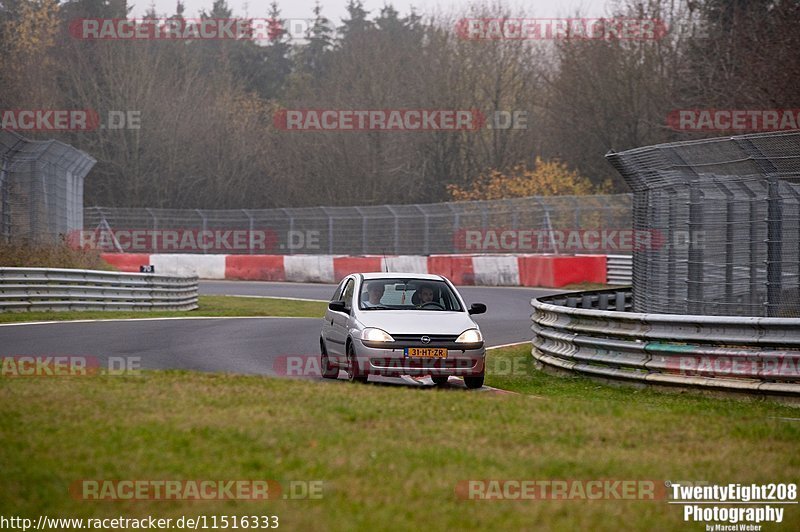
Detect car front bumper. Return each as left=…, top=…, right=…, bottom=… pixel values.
left=352, top=338, right=485, bottom=377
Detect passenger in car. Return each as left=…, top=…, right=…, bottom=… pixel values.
left=363, top=281, right=386, bottom=307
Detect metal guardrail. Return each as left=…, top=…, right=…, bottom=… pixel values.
left=531, top=288, right=800, bottom=398
left=606, top=254, right=632, bottom=285
left=0, top=267, right=198, bottom=312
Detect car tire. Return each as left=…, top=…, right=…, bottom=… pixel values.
left=464, top=373, right=484, bottom=389
left=346, top=343, right=368, bottom=384
left=320, top=341, right=338, bottom=379
left=431, top=376, right=449, bottom=385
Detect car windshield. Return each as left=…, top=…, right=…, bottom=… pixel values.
left=358, top=278, right=463, bottom=311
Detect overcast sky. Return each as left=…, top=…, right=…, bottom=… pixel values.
left=131, top=0, right=611, bottom=23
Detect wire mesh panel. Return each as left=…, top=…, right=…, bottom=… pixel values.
left=0, top=131, right=95, bottom=245
left=84, top=194, right=634, bottom=256
left=607, top=130, right=800, bottom=318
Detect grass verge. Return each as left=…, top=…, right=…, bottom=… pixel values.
left=1, top=345, right=798, bottom=530
left=0, top=295, right=327, bottom=323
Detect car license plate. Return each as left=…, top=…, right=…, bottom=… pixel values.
left=405, top=347, right=448, bottom=359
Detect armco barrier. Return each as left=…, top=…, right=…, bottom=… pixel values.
left=0, top=267, right=198, bottom=312
left=606, top=254, right=632, bottom=285
left=101, top=253, right=609, bottom=288
left=531, top=288, right=800, bottom=399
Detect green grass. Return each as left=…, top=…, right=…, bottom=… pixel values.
left=1, top=345, right=798, bottom=530
left=0, top=295, right=327, bottom=323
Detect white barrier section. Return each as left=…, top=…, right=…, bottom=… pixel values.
left=383, top=255, right=428, bottom=274
left=150, top=254, right=226, bottom=279
left=472, top=255, right=520, bottom=286
left=284, top=255, right=335, bottom=283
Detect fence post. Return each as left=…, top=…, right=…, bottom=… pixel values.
left=242, top=209, right=254, bottom=254
left=766, top=176, right=783, bottom=317
left=386, top=204, right=400, bottom=255
left=416, top=205, right=430, bottom=256
left=355, top=206, right=367, bottom=255
left=195, top=209, right=207, bottom=255
left=0, top=157, right=9, bottom=244
left=447, top=203, right=459, bottom=253
left=734, top=137, right=784, bottom=317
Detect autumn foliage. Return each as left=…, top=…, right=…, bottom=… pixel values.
left=447, top=158, right=608, bottom=201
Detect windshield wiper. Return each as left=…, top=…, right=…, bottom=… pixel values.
left=362, top=305, right=394, bottom=310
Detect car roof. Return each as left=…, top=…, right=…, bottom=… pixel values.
left=359, top=272, right=445, bottom=281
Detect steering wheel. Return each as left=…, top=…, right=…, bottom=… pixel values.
left=419, top=301, right=445, bottom=310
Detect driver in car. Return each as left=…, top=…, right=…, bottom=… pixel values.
left=416, top=284, right=435, bottom=307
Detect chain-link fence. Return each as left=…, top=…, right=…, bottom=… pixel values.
left=83, top=194, right=633, bottom=256
left=0, top=130, right=96, bottom=245
left=607, top=130, right=800, bottom=318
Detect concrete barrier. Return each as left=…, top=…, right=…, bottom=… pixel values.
left=102, top=253, right=609, bottom=287
left=383, top=255, right=428, bottom=274
left=225, top=255, right=286, bottom=281
left=519, top=255, right=606, bottom=287
left=150, top=254, right=226, bottom=279
left=284, top=255, right=336, bottom=283
left=427, top=255, right=475, bottom=285
left=333, top=256, right=383, bottom=281
left=472, top=255, right=520, bottom=286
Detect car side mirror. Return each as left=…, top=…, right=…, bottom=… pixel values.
left=328, top=300, right=348, bottom=313
left=468, top=303, right=487, bottom=315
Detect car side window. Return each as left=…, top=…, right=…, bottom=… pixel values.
left=341, top=279, right=355, bottom=307
left=330, top=279, right=347, bottom=302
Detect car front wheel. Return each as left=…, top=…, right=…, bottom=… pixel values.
left=346, top=343, right=368, bottom=384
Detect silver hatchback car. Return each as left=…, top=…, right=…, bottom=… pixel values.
left=319, top=273, right=487, bottom=388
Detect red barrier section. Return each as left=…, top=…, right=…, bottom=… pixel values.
left=225, top=255, right=286, bottom=281
left=101, top=253, right=151, bottom=272
left=427, top=255, right=475, bottom=285
left=333, top=256, right=383, bottom=281
left=518, top=255, right=607, bottom=288
left=102, top=253, right=608, bottom=286
left=552, top=255, right=606, bottom=286
left=517, top=255, right=553, bottom=287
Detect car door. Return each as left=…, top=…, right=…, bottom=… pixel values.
left=322, top=278, right=346, bottom=355
left=328, top=277, right=355, bottom=362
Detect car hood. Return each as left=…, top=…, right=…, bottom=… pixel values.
left=357, top=310, right=478, bottom=335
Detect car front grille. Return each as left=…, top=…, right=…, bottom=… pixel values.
left=390, top=334, right=459, bottom=347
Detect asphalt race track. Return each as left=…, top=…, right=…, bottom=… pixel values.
left=0, top=281, right=561, bottom=384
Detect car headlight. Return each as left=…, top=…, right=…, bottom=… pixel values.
left=455, top=328, right=483, bottom=343
left=362, top=328, right=395, bottom=343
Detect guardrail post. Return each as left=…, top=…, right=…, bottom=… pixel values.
left=615, top=291, right=626, bottom=311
